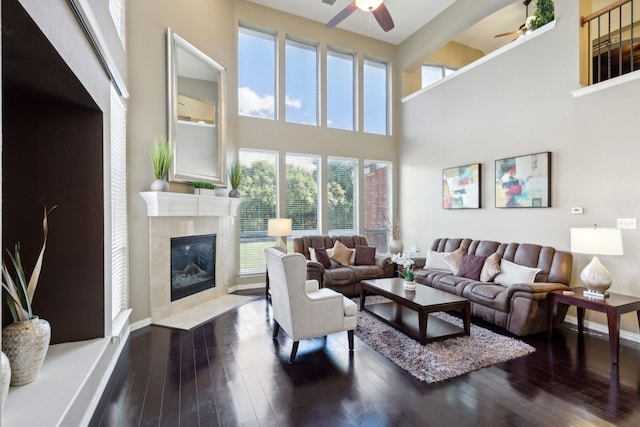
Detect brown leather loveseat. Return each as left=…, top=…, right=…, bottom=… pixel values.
left=293, top=235, right=395, bottom=297
left=412, top=238, right=573, bottom=336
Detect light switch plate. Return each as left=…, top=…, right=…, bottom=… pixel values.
left=617, top=218, right=637, bottom=229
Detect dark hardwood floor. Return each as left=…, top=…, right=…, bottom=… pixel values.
left=90, top=292, right=640, bottom=426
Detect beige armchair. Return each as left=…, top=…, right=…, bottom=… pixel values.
left=264, top=246, right=357, bottom=363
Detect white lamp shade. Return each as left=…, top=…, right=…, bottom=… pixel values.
left=570, top=227, right=623, bottom=256
left=268, top=218, right=292, bottom=237
left=356, top=0, right=383, bottom=12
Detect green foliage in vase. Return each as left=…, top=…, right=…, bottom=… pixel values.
left=229, top=162, right=245, bottom=190
left=151, top=135, right=173, bottom=180
left=193, top=181, right=216, bottom=189
left=529, top=0, right=554, bottom=31
left=2, top=206, right=57, bottom=322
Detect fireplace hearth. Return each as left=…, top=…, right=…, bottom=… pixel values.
left=171, top=234, right=216, bottom=301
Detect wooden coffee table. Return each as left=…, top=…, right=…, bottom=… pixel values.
left=360, top=278, right=471, bottom=345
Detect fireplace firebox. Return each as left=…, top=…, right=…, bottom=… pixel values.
left=170, top=234, right=216, bottom=301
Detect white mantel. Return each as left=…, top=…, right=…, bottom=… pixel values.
left=139, top=191, right=241, bottom=323
left=140, top=191, right=241, bottom=217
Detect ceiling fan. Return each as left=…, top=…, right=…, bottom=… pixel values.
left=326, top=0, right=395, bottom=32
left=494, top=0, right=533, bottom=41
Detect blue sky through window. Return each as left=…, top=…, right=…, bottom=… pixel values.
left=285, top=39, right=317, bottom=125
left=238, top=26, right=275, bottom=119
left=364, top=58, right=387, bottom=135
left=327, top=50, right=354, bottom=131
left=238, top=26, right=388, bottom=135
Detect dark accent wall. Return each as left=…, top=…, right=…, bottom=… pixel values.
left=2, top=0, right=104, bottom=344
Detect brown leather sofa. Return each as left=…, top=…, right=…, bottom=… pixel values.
left=413, top=238, right=573, bottom=336
left=292, top=235, right=395, bottom=297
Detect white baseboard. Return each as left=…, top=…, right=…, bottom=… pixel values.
left=563, top=315, right=640, bottom=344
left=228, top=282, right=264, bottom=293
left=130, top=317, right=152, bottom=332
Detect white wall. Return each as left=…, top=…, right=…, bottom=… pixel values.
left=400, top=1, right=640, bottom=334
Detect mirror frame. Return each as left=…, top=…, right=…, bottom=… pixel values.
left=166, top=28, right=227, bottom=186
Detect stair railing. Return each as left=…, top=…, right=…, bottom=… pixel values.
left=581, top=0, right=637, bottom=85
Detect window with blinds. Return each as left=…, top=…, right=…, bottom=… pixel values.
left=286, top=153, right=320, bottom=235
left=108, top=0, right=126, bottom=48
left=328, top=157, right=358, bottom=235
left=110, top=85, right=128, bottom=320
left=239, top=149, right=278, bottom=273
left=363, top=160, right=392, bottom=254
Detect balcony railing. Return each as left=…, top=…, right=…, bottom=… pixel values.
left=581, top=0, right=639, bottom=85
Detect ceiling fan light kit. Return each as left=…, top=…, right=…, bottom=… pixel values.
left=356, top=0, right=383, bottom=12
left=326, top=0, right=394, bottom=32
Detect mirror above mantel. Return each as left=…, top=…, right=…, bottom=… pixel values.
left=167, top=28, right=227, bottom=186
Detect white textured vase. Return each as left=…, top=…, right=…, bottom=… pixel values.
left=403, top=280, right=416, bottom=291
left=2, top=317, right=51, bottom=386
left=389, top=239, right=403, bottom=255
left=1, top=351, right=10, bottom=410
left=150, top=179, right=170, bottom=192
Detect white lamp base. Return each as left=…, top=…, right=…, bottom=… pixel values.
left=580, top=255, right=612, bottom=297
left=275, top=236, right=287, bottom=250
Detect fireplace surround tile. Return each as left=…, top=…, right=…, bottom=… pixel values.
left=140, top=193, right=241, bottom=323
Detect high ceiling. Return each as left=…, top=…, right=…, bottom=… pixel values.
left=247, top=0, right=532, bottom=55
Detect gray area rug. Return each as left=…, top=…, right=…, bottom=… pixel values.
left=354, top=296, right=535, bottom=384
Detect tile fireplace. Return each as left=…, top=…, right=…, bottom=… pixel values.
left=140, top=192, right=241, bottom=323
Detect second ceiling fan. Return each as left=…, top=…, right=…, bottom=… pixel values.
left=326, top=0, right=395, bottom=32
left=494, top=0, right=534, bottom=41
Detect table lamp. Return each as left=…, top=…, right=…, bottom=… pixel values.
left=570, top=226, right=623, bottom=298
left=268, top=218, right=292, bottom=249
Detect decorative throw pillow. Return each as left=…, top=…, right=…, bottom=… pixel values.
left=442, top=248, right=465, bottom=275
left=314, top=248, right=332, bottom=269
left=494, top=259, right=541, bottom=287
left=480, top=252, right=501, bottom=282
left=457, top=253, right=486, bottom=281
left=331, top=241, right=355, bottom=266
left=354, top=245, right=376, bottom=266
left=424, top=250, right=451, bottom=271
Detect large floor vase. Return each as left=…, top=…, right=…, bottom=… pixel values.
left=2, top=317, right=51, bottom=386
left=1, top=351, right=10, bottom=409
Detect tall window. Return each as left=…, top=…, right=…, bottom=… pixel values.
left=238, top=26, right=276, bottom=119
left=363, top=58, right=388, bottom=135
left=286, top=153, right=320, bottom=234
left=327, top=49, right=355, bottom=130
left=239, top=149, right=278, bottom=273
left=110, top=85, right=128, bottom=320
left=363, top=160, right=392, bottom=253
left=109, top=0, right=126, bottom=48
left=328, top=157, right=358, bottom=235
left=285, top=38, right=318, bottom=125
left=421, top=64, right=456, bottom=88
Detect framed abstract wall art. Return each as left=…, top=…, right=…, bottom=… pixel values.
left=495, top=152, right=551, bottom=208
left=443, top=163, right=481, bottom=209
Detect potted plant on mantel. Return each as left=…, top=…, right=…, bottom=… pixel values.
left=193, top=181, right=216, bottom=196
left=150, top=135, right=173, bottom=192
left=228, top=162, right=244, bottom=198
left=1, top=205, right=57, bottom=386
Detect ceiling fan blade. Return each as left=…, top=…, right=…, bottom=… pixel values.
left=372, top=3, right=395, bottom=32
left=326, top=1, right=358, bottom=28
left=494, top=31, right=517, bottom=38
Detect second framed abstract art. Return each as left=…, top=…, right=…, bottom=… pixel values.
left=495, top=152, right=551, bottom=208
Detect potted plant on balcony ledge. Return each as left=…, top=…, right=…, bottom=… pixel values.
left=1, top=205, right=57, bottom=386
left=529, top=0, right=554, bottom=31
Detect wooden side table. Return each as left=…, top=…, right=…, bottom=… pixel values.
left=547, top=287, right=640, bottom=364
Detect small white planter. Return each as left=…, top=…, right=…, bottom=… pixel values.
left=194, top=188, right=217, bottom=196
